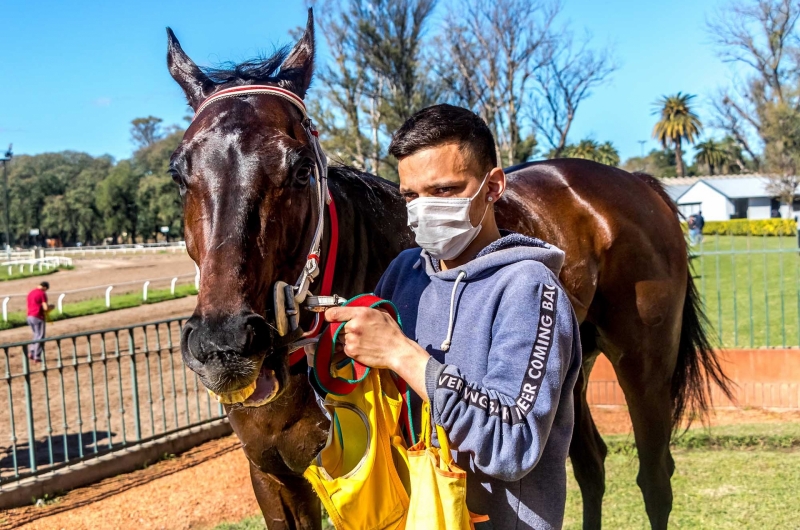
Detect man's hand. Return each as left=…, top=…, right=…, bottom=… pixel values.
left=324, top=306, right=431, bottom=400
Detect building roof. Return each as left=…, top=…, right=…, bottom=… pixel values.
left=665, top=185, right=690, bottom=201
left=664, top=174, right=782, bottom=201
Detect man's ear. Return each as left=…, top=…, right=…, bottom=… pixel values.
left=487, top=167, right=506, bottom=203
left=279, top=8, right=315, bottom=98
left=166, top=28, right=215, bottom=109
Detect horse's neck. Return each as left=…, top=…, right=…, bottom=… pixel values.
left=326, top=168, right=414, bottom=297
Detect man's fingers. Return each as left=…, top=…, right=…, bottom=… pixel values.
left=325, top=306, right=368, bottom=323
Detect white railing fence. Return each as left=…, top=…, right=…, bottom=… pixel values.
left=1, top=273, right=197, bottom=321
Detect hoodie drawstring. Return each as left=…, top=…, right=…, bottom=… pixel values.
left=440, top=270, right=467, bottom=352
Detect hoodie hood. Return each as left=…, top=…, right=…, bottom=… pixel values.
left=419, top=232, right=565, bottom=281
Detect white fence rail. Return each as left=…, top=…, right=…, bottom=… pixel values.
left=1, top=273, right=197, bottom=321
left=1, top=257, right=73, bottom=276
left=44, top=242, right=186, bottom=257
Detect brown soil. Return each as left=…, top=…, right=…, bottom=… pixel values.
left=3, top=406, right=798, bottom=530
left=0, top=254, right=196, bottom=312
left=0, top=434, right=257, bottom=530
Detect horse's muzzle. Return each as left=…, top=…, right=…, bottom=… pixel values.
left=180, top=312, right=274, bottom=396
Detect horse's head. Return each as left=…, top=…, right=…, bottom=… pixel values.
left=167, top=11, right=320, bottom=406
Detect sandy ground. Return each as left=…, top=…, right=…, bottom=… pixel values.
left=0, top=434, right=256, bottom=530
left=3, top=406, right=798, bottom=530
left=0, top=255, right=196, bottom=313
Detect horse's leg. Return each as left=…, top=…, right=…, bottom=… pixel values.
left=612, top=341, right=676, bottom=530
left=569, top=324, right=607, bottom=530
left=249, top=464, right=321, bottom=530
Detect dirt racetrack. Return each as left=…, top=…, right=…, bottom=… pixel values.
left=0, top=254, right=197, bottom=313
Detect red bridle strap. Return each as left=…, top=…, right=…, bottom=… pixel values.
left=287, top=193, right=339, bottom=366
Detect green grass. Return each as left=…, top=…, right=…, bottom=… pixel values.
left=604, top=422, right=800, bottom=453
left=213, top=423, right=800, bottom=530
left=565, top=448, right=800, bottom=529
left=0, top=283, right=198, bottom=331
left=691, top=234, right=800, bottom=347
left=0, top=264, right=73, bottom=281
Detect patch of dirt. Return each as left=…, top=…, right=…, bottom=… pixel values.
left=1, top=434, right=258, bottom=530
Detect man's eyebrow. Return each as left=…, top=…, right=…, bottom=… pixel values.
left=401, top=180, right=465, bottom=193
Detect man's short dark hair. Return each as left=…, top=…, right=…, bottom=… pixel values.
left=389, top=104, right=497, bottom=171
left=40, top=281, right=49, bottom=289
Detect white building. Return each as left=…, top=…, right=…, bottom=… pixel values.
left=664, top=174, right=799, bottom=221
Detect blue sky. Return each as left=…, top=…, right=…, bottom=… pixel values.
left=0, top=0, right=734, bottom=162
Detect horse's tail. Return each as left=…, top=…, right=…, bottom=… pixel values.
left=672, top=272, right=734, bottom=427
left=631, top=171, right=735, bottom=428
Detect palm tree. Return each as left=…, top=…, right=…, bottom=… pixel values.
left=694, top=139, right=728, bottom=175
left=555, top=139, right=620, bottom=166
left=652, top=93, right=702, bottom=177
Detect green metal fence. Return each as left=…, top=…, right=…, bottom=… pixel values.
left=0, top=317, right=224, bottom=490
left=692, top=234, right=800, bottom=348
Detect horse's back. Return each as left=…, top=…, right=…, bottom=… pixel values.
left=499, top=158, right=688, bottom=325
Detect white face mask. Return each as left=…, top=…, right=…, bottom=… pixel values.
left=406, top=172, right=493, bottom=261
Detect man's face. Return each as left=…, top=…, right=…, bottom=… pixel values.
left=398, top=143, right=502, bottom=227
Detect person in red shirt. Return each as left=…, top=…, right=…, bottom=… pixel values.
left=26, top=281, right=52, bottom=362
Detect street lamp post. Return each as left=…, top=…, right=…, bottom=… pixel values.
left=0, top=145, right=12, bottom=257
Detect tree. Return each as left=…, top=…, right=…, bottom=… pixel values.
left=622, top=148, right=679, bottom=179
left=310, top=0, right=441, bottom=180
left=761, top=99, right=800, bottom=213
left=131, top=116, right=168, bottom=150
left=531, top=30, right=617, bottom=158
left=96, top=160, right=140, bottom=243
left=694, top=139, right=729, bottom=175
left=652, top=93, right=702, bottom=177
left=551, top=139, right=620, bottom=166
left=440, top=0, right=555, bottom=166
left=708, top=0, right=800, bottom=168
left=134, top=130, right=185, bottom=239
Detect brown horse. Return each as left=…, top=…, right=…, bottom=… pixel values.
left=167, top=10, right=730, bottom=530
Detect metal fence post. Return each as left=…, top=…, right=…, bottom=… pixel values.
left=171, top=277, right=178, bottom=295
left=21, top=353, right=37, bottom=473
left=128, top=329, right=142, bottom=441
left=105, top=286, right=113, bottom=308
left=2, top=297, right=8, bottom=322
left=58, top=293, right=65, bottom=314
left=143, top=281, right=150, bottom=302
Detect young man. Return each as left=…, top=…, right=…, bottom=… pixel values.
left=26, top=281, right=52, bottom=362
left=325, top=104, right=582, bottom=529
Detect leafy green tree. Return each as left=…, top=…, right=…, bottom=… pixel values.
left=96, top=160, right=140, bottom=243
left=133, top=130, right=184, bottom=240
left=694, top=139, right=729, bottom=175
left=131, top=116, right=167, bottom=150
left=550, top=139, right=620, bottom=166
left=652, top=92, right=702, bottom=177
left=622, top=149, right=680, bottom=179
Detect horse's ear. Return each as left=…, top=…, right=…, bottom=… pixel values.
left=166, top=28, right=215, bottom=109
left=279, top=8, right=315, bottom=98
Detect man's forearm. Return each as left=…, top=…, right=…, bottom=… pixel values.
left=389, top=340, right=430, bottom=401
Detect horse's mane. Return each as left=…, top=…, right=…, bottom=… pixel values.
left=201, top=47, right=291, bottom=84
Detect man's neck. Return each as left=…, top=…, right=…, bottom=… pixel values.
left=441, top=224, right=502, bottom=271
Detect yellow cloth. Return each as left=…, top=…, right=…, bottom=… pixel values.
left=406, top=401, right=488, bottom=530
left=304, top=368, right=410, bottom=530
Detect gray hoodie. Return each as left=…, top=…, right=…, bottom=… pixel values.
left=374, top=233, right=582, bottom=530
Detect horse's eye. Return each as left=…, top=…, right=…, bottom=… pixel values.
left=293, top=161, right=312, bottom=187
left=169, top=168, right=187, bottom=194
